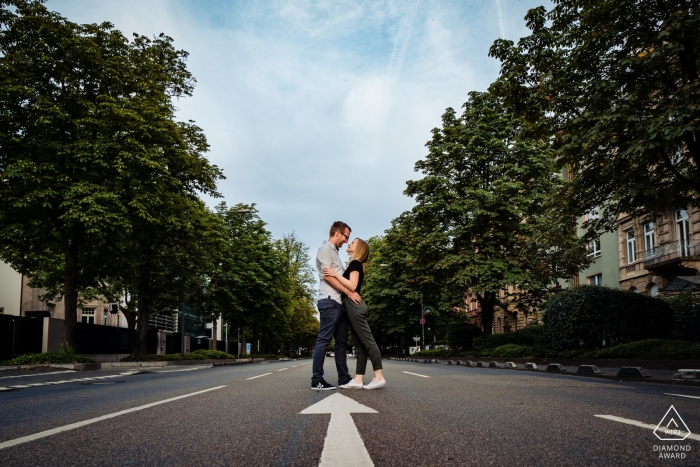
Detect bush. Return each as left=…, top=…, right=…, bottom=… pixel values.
left=412, top=349, right=455, bottom=358
left=473, top=325, right=548, bottom=355
left=490, top=344, right=535, bottom=359
left=121, top=350, right=236, bottom=362
left=545, top=286, right=673, bottom=351
left=559, top=339, right=700, bottom=360
left=2, top=352, right=96, bottom=365
left=447, top=323, right=483, bottom=350
left=663, top=292, right=700, bottom=340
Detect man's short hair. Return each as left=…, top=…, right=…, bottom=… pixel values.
left=329, top=221, right=351, bottom=237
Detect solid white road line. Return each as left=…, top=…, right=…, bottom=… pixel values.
left=401, top=371, right=430, bottom=378
left=0, top=385, right=228, bottom=450
left=245, top=373, right=272, bottom=380
left=301, top=393, right=377, bottom=466
left=666, top=393, right=700, bottom=401
left=0, top=370, right=75, bottom=380
left=277, top=368, right=289, bottom=372
left=594, top=415, right=700, bottom=442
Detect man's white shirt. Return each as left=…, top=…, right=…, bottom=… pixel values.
left=316, top=240, right=345, bottom=304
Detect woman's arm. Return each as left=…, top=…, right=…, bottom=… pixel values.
left=323, top=268, right=359, bottom=292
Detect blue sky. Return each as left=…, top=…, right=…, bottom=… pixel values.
left=48, top=0, right=550, bottom=267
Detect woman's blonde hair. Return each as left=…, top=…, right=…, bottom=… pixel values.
left=351, top=238, right=370, bottom=264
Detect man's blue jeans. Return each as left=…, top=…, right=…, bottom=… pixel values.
left=311, top=298, right=350, bottom=385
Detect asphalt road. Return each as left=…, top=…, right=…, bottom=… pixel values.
left=1, top=358, right=699, bottom=466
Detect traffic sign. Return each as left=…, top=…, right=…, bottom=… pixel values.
left=419, top=318, right=426, bottom=325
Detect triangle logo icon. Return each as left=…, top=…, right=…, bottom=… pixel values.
left=654, top=405, right=691, bottom=441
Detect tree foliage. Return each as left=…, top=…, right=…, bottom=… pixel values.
left=0, top=1, right=221, bottom=349
left=490, top=0, right=700, bottom=231
left=403, top=91, right=588, bottom=334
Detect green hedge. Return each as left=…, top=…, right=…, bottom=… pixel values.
left=473, top=325, right=548, bottom=355
left=545, top=286, right=673, bottom=351
left=2, top=352, right=96, bottom=365
left=121, top=349, right=236, bottom=362
left=489, top=344, right=536, bottom=359
left=558, top=339, right=700, bottom=360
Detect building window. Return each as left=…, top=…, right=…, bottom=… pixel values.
left=586, top=207, right=599, bottom=222
left=644, top=222, right=655, bottom=258
left=572, top=275, right=580, bottom=287
left=626, top=230, right=637, bottom=264
left=676, top=209, right=691, bottom=256
left=81, top=308, right=95, bottom=324
left=588, top=238, right=602, bottom=258
left=587, top=273, right=602, bottom=286
left=46, top=303, right=55, bottom=317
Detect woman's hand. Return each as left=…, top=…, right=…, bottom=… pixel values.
left=322, top=267, right=337, bottom=278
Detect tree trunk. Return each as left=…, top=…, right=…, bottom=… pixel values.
left=280, top=340, right=286, bottom=356
left=240, top=327, right=247, bottom=357
left=61, top=241, right=79, bottom=351
left=122, top=310, right=137, bottom=331
left=133, top=260, right=151, bottom=357
left=478, top=292, right=497, bottom=335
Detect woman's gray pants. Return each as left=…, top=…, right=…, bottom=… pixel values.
left=343, top=297, right=383, bottom=375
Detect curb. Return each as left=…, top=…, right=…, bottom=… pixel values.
left=388, top=357, right=700, bottom=387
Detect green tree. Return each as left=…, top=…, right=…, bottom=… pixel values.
left=271, top=233, right=318, bottom=356
left=205, top=203, right=278, bottom=356
left=404, top=91, right=588, bottom=334
left=489, top=0, right=700, bottom=231
left=0, top=1, right=221, bottom=348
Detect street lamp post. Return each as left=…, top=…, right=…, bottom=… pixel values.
left=420, top=295, right=432, bottom=351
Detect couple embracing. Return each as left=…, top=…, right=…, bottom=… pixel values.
left=310, top=221, right=386, bottom=391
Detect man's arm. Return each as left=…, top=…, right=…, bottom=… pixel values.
left=324, top=276, right=362, bottom=304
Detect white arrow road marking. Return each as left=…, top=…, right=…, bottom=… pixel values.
left=666, top=393, right=700, bottom=400
left=594, top=415, right=700, bottom=442
left=401, top=371, right=429, bottom=378
left=245, top=373, right=272, bottom=380
left=301, top=393, right=377, bottom=466
left=0, top=385, right=227, bottom=450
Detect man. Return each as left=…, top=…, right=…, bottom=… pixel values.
left=311, top=221, right=362, bottom=390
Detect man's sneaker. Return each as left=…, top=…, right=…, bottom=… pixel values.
left=311, top=380, right=336, bottom=391
left=339, top=380, right=364, bottom=389
left=363, top=379, right=386, bottom=390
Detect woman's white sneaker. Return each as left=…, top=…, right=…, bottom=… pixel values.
left=363, top=379, right=386, bottom=390
left=340, top=380, right=364, bottom=389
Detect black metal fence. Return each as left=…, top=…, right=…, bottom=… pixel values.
left=0, top=314, right=43, bottom=360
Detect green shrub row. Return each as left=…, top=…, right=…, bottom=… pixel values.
left=545, top=286, right=673, bottom=351
left=2, top=352, right=96, bottom=365
left=121, top=349, right=236, bottom=362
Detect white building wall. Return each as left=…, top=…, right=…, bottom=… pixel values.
left=0, top=261, right=21, bottom=315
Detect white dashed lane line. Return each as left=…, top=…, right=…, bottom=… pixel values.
left=0, top=370, right=76, bottom=380
left=0, top=385, right=227, bottom=450
left=401, top=371, right=430, bottom=378
left=594, top=414, right=700, bottom=442
left=0, top=370, right=138, bottom=392
left=245, top=373, right=273, bottom=380
left=277, top=368, right=289, bottom=372
left=666, top=393, right=700, bottom=401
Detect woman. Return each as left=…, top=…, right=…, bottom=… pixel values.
left=323, top=238, right=385, bottom=389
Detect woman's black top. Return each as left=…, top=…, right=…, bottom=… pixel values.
left=343, top=260, right=364, bottom=294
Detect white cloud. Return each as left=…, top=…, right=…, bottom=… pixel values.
left=46, top=0, right=549, bottom=272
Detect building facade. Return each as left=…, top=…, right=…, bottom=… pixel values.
left=617, top=207, right=700, bottom=295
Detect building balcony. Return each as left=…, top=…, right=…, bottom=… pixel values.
left=643, top=240, right=700, bottom=269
